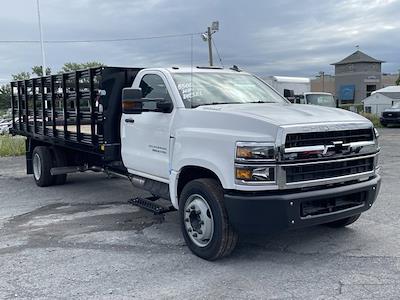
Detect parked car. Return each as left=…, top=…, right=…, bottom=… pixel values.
left=380, top=103, right=400, bottom=127
left=0, top=119, right=12, bottom=135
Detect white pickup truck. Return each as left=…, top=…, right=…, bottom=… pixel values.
left=294, top=92, right=337, bottom=107
left=11, top=66, right=381, bottom=260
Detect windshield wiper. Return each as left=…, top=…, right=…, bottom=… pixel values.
left=192, top=102, right=238, bottom=108
left=247, top=100, right=275, bottom=104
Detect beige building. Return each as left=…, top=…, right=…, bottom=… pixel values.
left=311, top=72, right=399, bottom=100
left=382, top=74, right=398, bottom=87
left=311, top=75, right=335, bottom=95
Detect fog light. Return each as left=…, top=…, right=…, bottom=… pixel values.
left=235, top=166, right=275, bottom=182
left=236, top=168, right=252, bottom=180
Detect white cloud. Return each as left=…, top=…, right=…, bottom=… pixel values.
left=0, top=0, right=399, bottom=81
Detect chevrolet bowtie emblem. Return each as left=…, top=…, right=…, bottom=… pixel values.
left=323, top=141, right=349, bottom=155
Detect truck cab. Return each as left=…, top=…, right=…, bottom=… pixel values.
left=120, top=67, right=380, bottom=259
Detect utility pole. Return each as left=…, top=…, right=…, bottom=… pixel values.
left=36, top=0, right=46, bottom=76
left=202, top=21, right=219, bottom=66
left=207, top=27, right=213, bottom=66
left=319, top=71, right=325, bottom=92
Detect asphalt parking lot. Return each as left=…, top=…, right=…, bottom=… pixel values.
left=0, top=128, right=399, bottom=299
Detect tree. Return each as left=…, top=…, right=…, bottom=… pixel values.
left=31, top=66, right=51, bottom=77
left=60, top=61, right=104, bottom=73
left=396, top=69, right=400, bottom=86
left=11, top=72, right=31, bottom=81
left=0, top=84, right=11, bottom=110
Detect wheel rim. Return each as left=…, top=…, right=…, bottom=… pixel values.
left=33, top=153, right=41, bottom=180
left=183, top=194, right=214, bottom=247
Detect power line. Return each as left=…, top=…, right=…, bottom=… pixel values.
left=0, top=32, right=203, bottom=44
left=211, top=38, right=224, bottom=68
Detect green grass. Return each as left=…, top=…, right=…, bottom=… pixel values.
left=360, top=112, right=383, bottom=128
left=0, top=135, right=25, bottom=157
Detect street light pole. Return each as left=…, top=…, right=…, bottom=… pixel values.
left=207, top=26, right=213, bottom=66
left=36, top=0, right=46, bottom=76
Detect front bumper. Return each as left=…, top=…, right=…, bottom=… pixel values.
left=224, top=175, right=381, bottom=234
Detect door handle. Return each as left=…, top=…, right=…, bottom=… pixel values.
left=125, top=119, right=135, bottom=123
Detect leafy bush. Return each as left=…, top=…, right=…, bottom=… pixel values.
left=339, top=104, right=364, bottom=113
left=360, top=112, right=382, bottom=128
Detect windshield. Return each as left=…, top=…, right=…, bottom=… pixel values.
left=305, top=94, right=336, bottom=107
left=172, top=73, right=287, bottom=108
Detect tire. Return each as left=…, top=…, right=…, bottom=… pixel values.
left=32, top=146, right=55, bottom=187
left=325, top=214, right=361, bottom=228
left=51, top=147, right=68, bottom=185
left=179, top=178, right=238, bottom=260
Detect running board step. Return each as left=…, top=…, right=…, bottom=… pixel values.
left=128, top=197, right=176, bottom=215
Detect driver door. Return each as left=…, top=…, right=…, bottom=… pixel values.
left=121, top=72, right=174, bottom=181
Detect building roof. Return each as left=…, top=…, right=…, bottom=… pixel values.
left=271, top=76, right=310, bottom=83
left=372, top=86, right=400, bottom=94
left=332, top=50, right=384, bottom=65
left=362, top=93, right=393, bottom=104
left=371, top=85, right=400, bottom=100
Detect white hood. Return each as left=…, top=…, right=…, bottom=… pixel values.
left=197, top=103, right=370, bottom=126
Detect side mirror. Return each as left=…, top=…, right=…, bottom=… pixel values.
left=156, top=100, right=173, bottom=113
left=122, top=88, right=143, bottom=114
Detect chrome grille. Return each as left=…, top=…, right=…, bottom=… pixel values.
left=285, top=157, right=374, bottom=183
left=280, top=127, right=378, bottom=188
left=285, top=128, right=374, bottom=148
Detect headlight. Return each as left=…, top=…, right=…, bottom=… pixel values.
left=235, top=142, right=277, bottom=184
left=373, top=127, right=379, bottom=139
left=236, top=142, right=276, bottom=162
left=235, top=166, right=275, bottom=182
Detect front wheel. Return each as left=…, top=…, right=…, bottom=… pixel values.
left=325, top=214, right=361, bottom=228
left=179, top=178, right=238, bottom=260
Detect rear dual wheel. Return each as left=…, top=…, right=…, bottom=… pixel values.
left=32, top=146, right=67, bottom=187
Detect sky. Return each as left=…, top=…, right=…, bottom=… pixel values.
left=0, top=0, right=399, bottom=84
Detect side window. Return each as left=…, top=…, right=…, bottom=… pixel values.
left=140, top=74, right=171, bottom=100
left=139, top=74, right=172, bottom=111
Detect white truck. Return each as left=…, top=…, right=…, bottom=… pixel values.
left=11, top=66, right=381, bottom=260
left=294, top=92, right=337, bottom=107
left=263, top=76, right=311, bottom=101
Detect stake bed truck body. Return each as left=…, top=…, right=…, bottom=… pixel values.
left=10, top=66, right=381, bottom=260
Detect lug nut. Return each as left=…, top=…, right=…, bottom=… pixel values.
left=190, top=205, right=195, bottom=210
left=192, top=233, right=198, bottom=238
left=197, top=230, right=203, bottom=234
left=199, top=221, right=204, bottom=225
left=188, top=228, right=192, bottom=232
left=196, top=210, right=201, bottom=215
left=185, top=218, right=189, bottom=222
